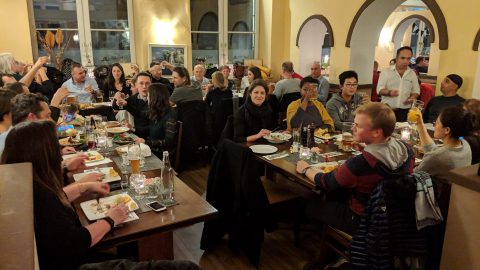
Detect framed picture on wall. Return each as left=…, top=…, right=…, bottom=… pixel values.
left=148, top=44, right=187, bottom=76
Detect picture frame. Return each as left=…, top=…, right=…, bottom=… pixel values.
left=148, top=44, right=187, bottom=76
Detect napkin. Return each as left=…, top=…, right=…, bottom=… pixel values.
left=319, top=151, right=344, bottom=158
left=85, top=158, right=113, bottom=167
left=139, top=143, right=151, bottom=157
left=264, top=152, right=289, bottom=161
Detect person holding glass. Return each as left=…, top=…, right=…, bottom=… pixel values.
left=414, top=105, right=474, bottom=180
left=326, top=70, right=369, bottom=131
left=134, top=83, right=177, bottom=158
left=61, top=63, right=100, bottom=104
left=1, top=120, right=129, bottom=270
left=102, top=63, right=132, bottom=102
left=233, top=79, right=274, bottom=142
left=286, top=77, right=334, bottom=132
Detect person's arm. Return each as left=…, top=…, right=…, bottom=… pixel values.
left=376, top=71, right=399, bottom=97
left=273, top=81, right=283, bottom=100
left=296, top=160, right=355, bottom=190
left=145, top=111, right=177, bottom=148
left=62, top=181, right=108, bottom=203
left=415, top=111, right=434, bottom=148
left=326, top=102, right=343, bottom=131
left=19, top=56, right=49, bottom=87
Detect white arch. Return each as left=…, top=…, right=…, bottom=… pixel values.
left=298, top=19, right=328, bottom=77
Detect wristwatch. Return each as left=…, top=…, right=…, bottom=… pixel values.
left=103, top=216, right=115, bottom=231
left=301, top=166, right=311, bottom=175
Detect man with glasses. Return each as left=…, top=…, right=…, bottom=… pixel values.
left=377, top=46, right=420, bottom=122
left=286, top=76, right=334, bottom=131
left=326, top=70, right=369, bottom=131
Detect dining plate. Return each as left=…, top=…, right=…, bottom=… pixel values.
left=80, top=194, right=139, bottom=221
left=106, top=121, right=121, bottom=128
left=112, top=133, right=135, bottom=145
left=249, top=145, right=278, bottom=154
left=263, top=132, right=292, bottom=144
left=107, top=127, right=130, bottom=134
left=73, top=167, right=121, bottom=183
left=59, top=137, right=85, bottom=147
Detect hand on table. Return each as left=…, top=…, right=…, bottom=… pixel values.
left=86, top=182, right=110, bottom=196
left=64, top=154, right=88, bottom=172
left=106, top=204, right=129, bottom=226
left=296, top=160, right=310, bottom=174
left=256, top=129, right=271, bottom=139
left=78, top=172, right=104, bottom=183
left=61, top=146, right=77, bottom=155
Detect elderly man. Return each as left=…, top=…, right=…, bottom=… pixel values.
left=286, top=76, right=334, bottom=131
left=304, top=61, right=330, bottom=105
left=61, top=63, right=99, bottom=103
left=148, top=61, right=170, bottom=85
left=326, top=70, right=368, bottom=131
left=423, top=74, right=465, bottom=123
left=190, top=64, right=210, bottom=87
left=377, top=46, right=420, bottom=122
left=273, top=61, right=301, bottom=102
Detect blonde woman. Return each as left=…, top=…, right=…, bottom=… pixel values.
left=205, top=71, right=233, bottom=108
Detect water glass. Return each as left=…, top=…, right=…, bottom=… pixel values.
left=121, top=152, right=130, bottom=167
left=106, top=137, right=113, bottom=148
left=341, top=122, right=354, bottom=151
left=299, top=146, right=311, bottom=160
left=120, top=172, right=129, bottom=192
left=129, top=173, right=147, bottom=199
left=310, top=151, right=320, bottom=163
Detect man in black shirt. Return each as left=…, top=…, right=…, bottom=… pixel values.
left=148, top=61, right=173, bottom=93
left=423, top=74, right=465, bottom=123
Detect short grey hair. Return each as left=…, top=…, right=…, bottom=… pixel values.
left=282, top=61, right=294, bottom=73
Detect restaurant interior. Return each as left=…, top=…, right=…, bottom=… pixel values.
left=1, top=0, right=480, bottom=269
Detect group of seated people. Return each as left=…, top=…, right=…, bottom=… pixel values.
left=1, top=45, right=480, bottom=269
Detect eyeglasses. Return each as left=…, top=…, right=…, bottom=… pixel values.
left=344, top=83, right=358, bottom=88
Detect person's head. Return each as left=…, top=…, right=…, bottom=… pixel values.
left=193, top=64, right=206, bottom=80
left=4, top=82, right=28, bottom=94
left=281, top=61, right=294, bottom=78
left=247, top=79, right=268, bottom=106
left=339, top=70, right=358, bottom=97
left=373, top=61, right=379, bottom=71
left=389, top=58, right=396, bottom=66
left=434, top=105, right=475, bottom=140
left=66, top=103, right=79, bottom=115
left=71, top=63, right=86, bottom=83
left=11, top=93, right=51, bottom=125
left=147, top=83, right=171, bottom=121
left=133, top=72, right=152, bottom=97
left=0, top=53, right=16, bottom=74
left=353, top=103, right=396, bottom=144
left=247, top=66, right=262, bottom=83
left=0, top=120, right=68, bottom=206
left=0, top=73, right=16, bottom=87
left=0, top=90, right=16, bottom=126
left=464, top=99, right=480, bottom=134
left=211, top=71, right=227, bottom=90
left=219, top=65, right=230, bottom=79
left=310, top=61, right=322, bottom=78
left=109, top=63, right=125, bottom=83
left=300, top=76, right=318, bottom=100
left=416, top=56, right=429, bottom=67
left=172, top=67, right=191, bottom=87
left=440, top=74, right=463, bottom=96
left=395, top=46, right=413, bottom=70
left=149, top=61, right=163, bottom=80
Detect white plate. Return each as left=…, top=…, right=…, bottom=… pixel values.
left=263, top=132, right=292, bottom=144
left=62, top=150, right=104, bottom=163
left=80, top=193, right=139, bottom=221
left=73, top=167, right=121, bottom=183
left=107, top=127, right=130, bottom=134
left=249, top=145, right=278, bottom=154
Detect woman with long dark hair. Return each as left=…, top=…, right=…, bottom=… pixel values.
left=244, top=66, right=262, bottom=94
left=233, top=79, right=274, bottom=142
left=103, top=63, right=132, bottom=101
left=415, top=105, right=474, bottom=179
left=169, top=66, right=202, bottom=104
left=0, top=120, right=128, bottom=270
left=135, top=83, right=177, bottom=156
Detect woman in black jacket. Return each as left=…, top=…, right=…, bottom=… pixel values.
left=102, top=63, right=132, bottom=101
left=234, top=79, right=274, bottom=142
left=205, top=71, right=232, bottom=109
left=134, top=83, right=177, bottom=156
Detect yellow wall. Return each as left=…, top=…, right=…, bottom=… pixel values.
left=0, top=0, right=33, bottom=62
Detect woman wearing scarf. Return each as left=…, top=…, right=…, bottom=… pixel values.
left=233, top=79, right=274, bottom=142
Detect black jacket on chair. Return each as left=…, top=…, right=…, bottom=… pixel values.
left=200, top=139, right=274, bottom=267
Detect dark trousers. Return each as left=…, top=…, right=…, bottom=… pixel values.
left=393, top=108, right=409, bottom=122
left=305, top=193, right=359, bottom=235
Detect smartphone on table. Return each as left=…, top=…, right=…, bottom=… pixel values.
left=146, top=201, right=167, bottom=212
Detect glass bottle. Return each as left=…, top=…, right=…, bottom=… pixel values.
left=301, top=126, right=308, bottom=147
left=160, top=151, right=175, bottom=206
left=308, top=123, right=315, bottom=148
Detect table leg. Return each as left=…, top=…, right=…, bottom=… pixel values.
left=137, top=231, right=174, bottom=260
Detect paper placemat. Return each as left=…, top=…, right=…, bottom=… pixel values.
left=264, top=152, right=289, bottom=161
left=85, top=158, right=113, bottom=167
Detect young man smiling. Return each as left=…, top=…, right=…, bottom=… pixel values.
left=297, top=102, right=414, bottom=234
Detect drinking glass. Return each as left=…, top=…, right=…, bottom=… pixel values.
left=128, top=144, right=141, bottom=174
left=299, top=146, right=311, bottom=160
left=87, top=132, right=96, bottom=150
left=120, top=172, right=129, bottom=192
left=310, top=151, right=320, bottom=163
left=66, top=95, right=77, bottom=104
left=407, top=100, right=424, bottom=124
left=341, top=122, right=354, bottom=151
left=129, top=173, right=147, bottom=199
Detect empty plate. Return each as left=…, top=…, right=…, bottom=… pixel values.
left=249, top=144, right=278, bottom=154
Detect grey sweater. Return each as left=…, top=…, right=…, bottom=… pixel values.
left=170, top=85, right=203, bottom=104
left=414, top=140, right=472, bottom=180
left=326, top=93, right=363, bottom=131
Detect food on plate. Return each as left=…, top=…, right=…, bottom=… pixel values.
left=86, top=152, right=102, bottom=161
left=65, top=128, right=77, bottom=137
left=264, top=132, right=292, bottom=143
left=108, top=127, right=129, bottom=133
left=112, top=133, right=134, bottom=144
left=106, top=121, right=121, bottom=128
left=318, top=163, right=338, bottom=173
left=109, top=168, right=119, bottom=178
left=59, top=137, right=84, bottom=146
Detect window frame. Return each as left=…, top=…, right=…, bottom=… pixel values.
left=30, top=0, right=136, bottom=67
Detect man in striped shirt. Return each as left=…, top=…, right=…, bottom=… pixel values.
left=297, top=102, right=414, bottom=234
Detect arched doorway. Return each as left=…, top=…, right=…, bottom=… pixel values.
left=391, top=15, right=435, bottom=57
left=296, top=15, right=334, bottom=77
left=345, top=0, right=448, bottom=84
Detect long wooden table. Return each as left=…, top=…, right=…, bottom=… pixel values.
left=74, top=153, right=218, bottom=260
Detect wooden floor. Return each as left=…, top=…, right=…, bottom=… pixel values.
left=175, top=165, right=322, bottom=270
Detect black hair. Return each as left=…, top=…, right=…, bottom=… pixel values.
left=300, top=76, right=319, bottom=88
left=339, top=70, right=358, bottom=86
left=438, top=105, right=476, bottom=139
left=396, top=46, right=413, bottom=57
left=11, top=93, right=47, bottom=125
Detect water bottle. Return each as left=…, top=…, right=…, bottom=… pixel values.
left=301, top=126, right=308, bottom=147
left=160, top=151, right=175, bottom=206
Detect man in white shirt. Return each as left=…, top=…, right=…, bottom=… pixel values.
left=377, top=46, right=420, bottom=122
left=61, top=63, right=99, bottom=103
left=273, top=61, right=300, bottom=101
